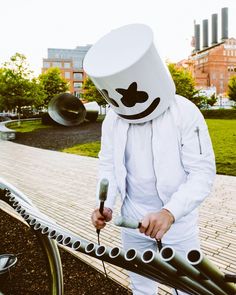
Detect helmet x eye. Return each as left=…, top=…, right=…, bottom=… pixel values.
left=116, top=82, right=148, bottom=107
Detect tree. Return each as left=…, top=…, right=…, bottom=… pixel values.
left=0, top=53, right=45, bottom=116
left=207, top=93, right=217, bottom=107
left=168, top=63, right=212, bottom=109
left=38, top=68, right=69, bottom=107
left=228, top=75, right=236, bottom=102
left=168, top=63, right=197, bottom=98
left=82, top=77, right=106, bottom=106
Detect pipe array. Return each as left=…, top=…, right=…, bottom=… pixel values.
left=0, top=178, right=235, bottom=295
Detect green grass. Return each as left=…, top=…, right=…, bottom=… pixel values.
left=6, top=120, right=52, bottom=133
left=63, top=119, right=236, bottom=177
left=206, top=119, right=236, bottom=176
left=6, top=117, right=236, bottom=176
left=62, top=141, right=101, bottom=158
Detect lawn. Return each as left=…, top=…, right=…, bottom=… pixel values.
left=206, top=119, right=236, bottom=176
left=63, top=119, right=236, bottom=176
left=7, top=118, right=236, bottom=176
left=62, top=141, right=101, bottom=158
left=6, top=119, right=52, bottom=133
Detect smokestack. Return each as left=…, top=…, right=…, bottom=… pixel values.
left=211, top=13, right=218, bottom=45
left=221, top=7, right=228, bottom=40
left=202, top=19, right=209, bottom=48
left=194, top=24, right=200, bottom=52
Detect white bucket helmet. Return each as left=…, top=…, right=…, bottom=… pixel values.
left=83, top=23, right=176, bottom=124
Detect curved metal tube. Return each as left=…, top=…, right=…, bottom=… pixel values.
left=142, top=249, right=215, bottom=295
left=1, top=178, right=234, bottom=295
left=187, top=249, right=236, bottom=295
left=0, top=179, right=64, bottom=295
left=160, top=246, right=227, bottom=295
left=0, top=254, right=17, bottom=275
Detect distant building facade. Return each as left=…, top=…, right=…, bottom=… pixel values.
left=42, top=45, right=91, bottom=97
left=179, top=8, right=236, bottom=98
left=189, top=38, right=236, bottom=95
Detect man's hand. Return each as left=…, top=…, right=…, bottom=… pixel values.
left=139, top=209, right=175, bottom=240
left=91, top=207, right=113, bottom=230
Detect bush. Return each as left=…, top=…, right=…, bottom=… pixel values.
left=85, top=110, right=99, bottom=122
left=201, top=109, right=236, bottom=119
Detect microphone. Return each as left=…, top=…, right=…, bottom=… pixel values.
left=114, top=215, right=163, bottom=251
left=97, top=178, right=109, bottom=234
left=114, top=215, right=141, bottom=229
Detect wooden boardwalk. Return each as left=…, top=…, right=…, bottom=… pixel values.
left=0, top=140, right=235, bottom=294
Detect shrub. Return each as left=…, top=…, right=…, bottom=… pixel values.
left=201, top=109, right=236, bottom=119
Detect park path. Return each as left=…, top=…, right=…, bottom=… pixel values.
left=0, top=140, right=235, bottom=295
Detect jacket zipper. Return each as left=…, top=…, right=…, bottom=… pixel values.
left=195, top=126, right=202, bottom=154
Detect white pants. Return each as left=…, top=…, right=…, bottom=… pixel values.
left=121, top=229, right=200, bottom=295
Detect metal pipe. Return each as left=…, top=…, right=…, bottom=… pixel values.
left=221, top=7, right=228, bottom=41
left=0, top=177, right=34, bottom=206
left=125, top=248, right=177, bottom=287
left=202, top=19, right=209, bottom=48
left=0, top=179, right=64, bottom=295
left=194, top=24, right=200, bottom=52
left=35, top=231, right=64, bottom=295
left=161, top=246, right=227, bottom=295
left=142, top=249, right=215, bottom=295
left=187, top=249, right=236, bottom=295
left=211, top=14, right=218, bottom=45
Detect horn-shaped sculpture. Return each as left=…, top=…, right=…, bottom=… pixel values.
left=48, top=93, right=86, bottom=126
left=0, top=178, right=235, bottom=295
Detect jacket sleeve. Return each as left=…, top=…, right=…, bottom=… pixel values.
left=163, top=101, right=216, bottom=221
left=96, top=109, right=118, bottom=210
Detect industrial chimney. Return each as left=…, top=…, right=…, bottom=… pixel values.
left=202, top=19, right=209, bottom=48
left=194, top=24, right=200, bottom=52
left=221, top=7, right=228, bottom=40
left=211, top=13, right=218, bottom=45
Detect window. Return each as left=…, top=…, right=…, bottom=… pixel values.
left=220, top=81, right=224, bottom=91
left=52, top=62, right=62, bottom=68
left=64, top=72, right=70, bottom=79
left=43, top=62, right=50, bottom=68
left=73, top=72, right=83, bottom=80
left=64, top=62, right=71, bottom=69
left=73, top=82, right=83, bottom=88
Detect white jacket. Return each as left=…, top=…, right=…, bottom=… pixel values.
left=97, top=95, right=216, bottom=227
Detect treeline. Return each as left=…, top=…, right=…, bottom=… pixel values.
left=0, top=53, right=69, bottom=115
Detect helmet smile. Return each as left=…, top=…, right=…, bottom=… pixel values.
left=117, top=97, right=160, bottom=120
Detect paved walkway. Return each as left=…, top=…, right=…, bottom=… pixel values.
left=0, top=141, right=235, bottom=295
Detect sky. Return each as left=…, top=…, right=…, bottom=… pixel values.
left=0, top=0, right=236, bottom=76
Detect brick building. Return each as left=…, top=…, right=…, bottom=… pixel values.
left=42, top=45, right=91, bottom=97
left=189, top=38, right=236, bottom=95
left=182, top=7, right=236, bottom=96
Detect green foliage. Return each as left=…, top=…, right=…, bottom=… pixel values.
left=0, top=53, right=45, bottom=112
left=168, top=63, right=196, bottom=99
left=82, top=77, right=106, bottom=106
left=206, top=119, right=236, bottom=176
left=168, top=63, right=215, bottom=109
left=6, top=119, right=52, bottom=132
left=61, top=141, right=101, bottom=158
left=201, top=109, right=236, bottom=119
left=38, top=68, right=69, bottom=107
left=207, top=93, right=217, bottom=107
left=227, top=75, right=236, bottom=102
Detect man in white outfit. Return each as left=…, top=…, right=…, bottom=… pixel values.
left=84, top=24, right=216, bottom=295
